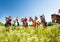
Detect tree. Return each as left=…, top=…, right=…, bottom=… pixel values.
left=47, top=22, right=54, bottom=26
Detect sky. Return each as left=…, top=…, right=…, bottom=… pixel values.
left=0, top=0, right=60, bottom=24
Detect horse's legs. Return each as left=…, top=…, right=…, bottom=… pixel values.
left=43, top=22, right=47, bottom=28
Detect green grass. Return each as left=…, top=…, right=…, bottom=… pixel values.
left=0, top=25, right=60, bottom=42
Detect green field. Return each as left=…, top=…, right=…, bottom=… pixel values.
left=0, top=25, right=60, bottom=42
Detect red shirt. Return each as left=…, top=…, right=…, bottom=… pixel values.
left=7, top=17, right=12, bottom=22
left=24, top=17, right=28, bottom=22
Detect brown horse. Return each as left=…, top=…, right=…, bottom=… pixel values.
left=36, top=21, right=41, bottom=27
left=40, top=15, right=47, bottom=28
left=21, top=18, right=28, bottom=27
left=29, top=17, right=37, bottom=28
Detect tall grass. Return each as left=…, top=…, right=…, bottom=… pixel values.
left=0, top=25, right=60, bottom=42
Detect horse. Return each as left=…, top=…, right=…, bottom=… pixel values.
left=40, top=15, right=47, bottom=28
left=5, top=16, right=12, bottom=27
left=29, top=17, right=37, bottom=28
left=21, top=17, right=28, bottom=27
left=13, top=16, right=19, bottom=26
left=13, top=18, right=19, bottom=26
left=36, top=21, right=41, bottom=27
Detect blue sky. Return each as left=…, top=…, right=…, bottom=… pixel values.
left=0, top=0, right=60, bottom=24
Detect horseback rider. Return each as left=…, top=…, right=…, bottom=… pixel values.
left=13, top=16, right=19, bottom=26
left=21, top=17, right=28, bottom=27
left=5, top=16, right=12, bottom=27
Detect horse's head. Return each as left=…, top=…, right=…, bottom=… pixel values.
left=29, top=17, right=33, bottom=22
left=35, top=16, right=38, bottom=20
left=40, top=16, right=42, bottom=20
left=21, top=18, right=24, bottom=22
left=5, top=17, right=8, bottom=22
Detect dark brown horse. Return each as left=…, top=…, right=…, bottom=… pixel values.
left=40, top=15, right=47, bottom=28
left=5, top=16, right=12, bottom=27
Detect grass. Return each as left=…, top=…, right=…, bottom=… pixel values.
left=0, top=25, right=60, bottom=42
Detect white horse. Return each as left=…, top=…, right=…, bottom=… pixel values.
left=13, top=17, right=19, bottom=26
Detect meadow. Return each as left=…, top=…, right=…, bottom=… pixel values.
left=0, top=25, right=60, bottom=42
